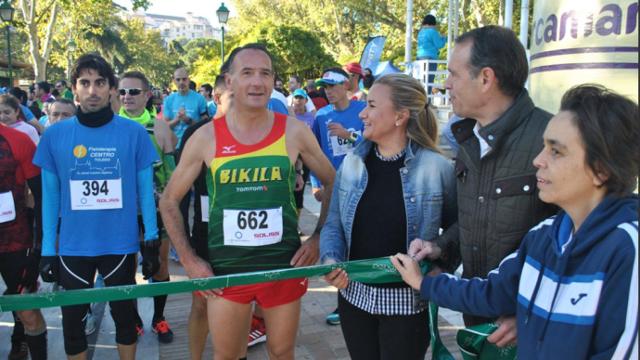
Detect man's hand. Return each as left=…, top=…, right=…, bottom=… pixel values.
left=312, top=187, right=324, bottom=202
left=295, top=173, right=304, bottom=191
left=39, top=256, right=59, bottom=283
left=390, top=253, right=424, bottom=291
left=324, top=268, right=349, bottom=289
left=182, top=254, right=221, bottom=297
left=327, top=123, right=350, bottom=139
left=487, top=316, right=517, bottom=347
left=290, top=233, right=319, bottom=267
left=408, top=238, right=442, bottom=261
left=141, top=240, right=161, bottom=280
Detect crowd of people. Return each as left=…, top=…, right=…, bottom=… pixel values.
left=0, top=22, right=638, bottom=360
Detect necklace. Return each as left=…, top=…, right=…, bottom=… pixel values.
left=374, top=145, right=406, bottom=162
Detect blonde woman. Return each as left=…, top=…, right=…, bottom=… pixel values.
left=320, top=74, right=457, bottom=360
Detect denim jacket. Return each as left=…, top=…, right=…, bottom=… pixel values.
left=320, top=139, right=457, bottom=263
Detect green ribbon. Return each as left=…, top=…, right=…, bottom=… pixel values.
left=456, top=323, right=517, bottom=360
left=429, top=302, right=456, bottom=360
left=0, top=257, right=420, bottom=312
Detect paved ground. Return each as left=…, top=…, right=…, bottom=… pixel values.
left=0, top=188, right=464, bottom=359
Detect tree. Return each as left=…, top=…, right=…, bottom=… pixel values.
left=235, top=21, right=337, bottom=77
left=13, top=0, right=151, bottom=81
left=230, top=0, right=530, bottom=67
left=118, top=18, right=181, bottom=87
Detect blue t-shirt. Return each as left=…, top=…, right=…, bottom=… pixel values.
left=20, top=105, right=35, bottom=121
left=163, top=90, right=208, bottom=147
left=311, top=100, right=366, bottom=187
left=39, top=115, right=48, bottom=127
left=207, top=100, right=217, bottom=118
left=267, top=98, right=289, bottom=115
left=417, top=27, right=446, bottom=60
left=33, top=115, right=158, bottom=256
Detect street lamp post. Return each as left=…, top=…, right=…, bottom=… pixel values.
left=0, top=0, right=15, bottom=88
left=216, top=2, right=230, bottom=62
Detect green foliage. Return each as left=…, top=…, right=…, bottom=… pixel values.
left=231, top=0, right=531, bottom=68
left=9, top=1, right=184, bottom=85
left=235, top=21, right=337, bottom=78
left=118, top=18, right=182, bottom=88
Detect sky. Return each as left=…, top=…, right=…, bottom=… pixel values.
left=114, top=0, right=236, bottom=28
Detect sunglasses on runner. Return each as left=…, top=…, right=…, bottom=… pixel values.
left=118, top=88, right=143, bottom=96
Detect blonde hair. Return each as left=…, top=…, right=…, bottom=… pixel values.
left=373, top=74, right=439, bottom=151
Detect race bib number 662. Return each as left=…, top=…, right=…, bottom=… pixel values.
left=223, top=207, right=283, bottom=247
left=70, top=179, right=123, bottom=210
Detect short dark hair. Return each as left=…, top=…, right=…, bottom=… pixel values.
left=0, top=93, right=21, bottom=112
left=226, top=43, right=274, bottom=73
left=70, top=53, right=117, bottom=89
left=455, top=25, right=528, bottom=97
left=8, top=87, right=27, bottom=105
left=36, top=81, right=51, bottom=93
left=53, top=98, right=76, bottom=108
left=121, top=71, right=151, bottom=90
left=56, top=80, right=68, bottom=87
left=289, top=75, right=301, bottom=84
left=213, top=75, right=226, bottom=90
left=422, top=14, right=437, bottom=26
left=560, top=84, right=639, bottom=196
left=200, top=83, right=213, bottom=96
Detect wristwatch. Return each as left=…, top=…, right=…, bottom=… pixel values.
left=348, top=131, right=359, bottom=143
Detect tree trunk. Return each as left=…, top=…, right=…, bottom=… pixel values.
left=18, top=0, right=59, bottom=81
left=470, top=0, right=488, bottom=27
left=329, top=0, right=348, bottom=49
left=41, top=3, right=59, bottom=80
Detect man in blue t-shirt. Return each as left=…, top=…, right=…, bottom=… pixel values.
left=311, top=67, right=365, bottom=201
left=199, top=83, right=218, bottom=118
left=34, top=53, right=161, bottom=359
left=163, top=68, right=208, bottom=148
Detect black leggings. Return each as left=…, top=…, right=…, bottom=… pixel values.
left=59, top=254, right=138, bottom=355
left=338, top=293, right=430, bottom=360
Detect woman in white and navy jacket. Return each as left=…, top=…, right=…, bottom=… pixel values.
left=393, top=84, right=639, bottom=360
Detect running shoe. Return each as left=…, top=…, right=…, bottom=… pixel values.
left=84, top=312, right=97, bottom=336
left=8, top=340, right=28, bottom=360
left=325, top=308, right=340, bottom=326
left=248, top=316, right=267, bottom=347
left=168, top=247, right=180, bottom=262
left=152, top=318, right=174, bottom=344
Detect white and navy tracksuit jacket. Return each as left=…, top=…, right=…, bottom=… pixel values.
left=421, top=195, right=638, bottom=359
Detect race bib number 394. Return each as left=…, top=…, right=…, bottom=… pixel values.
left=223, top=207, right=283, bottom=247
left=70, top=179, right=123, bottom=210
